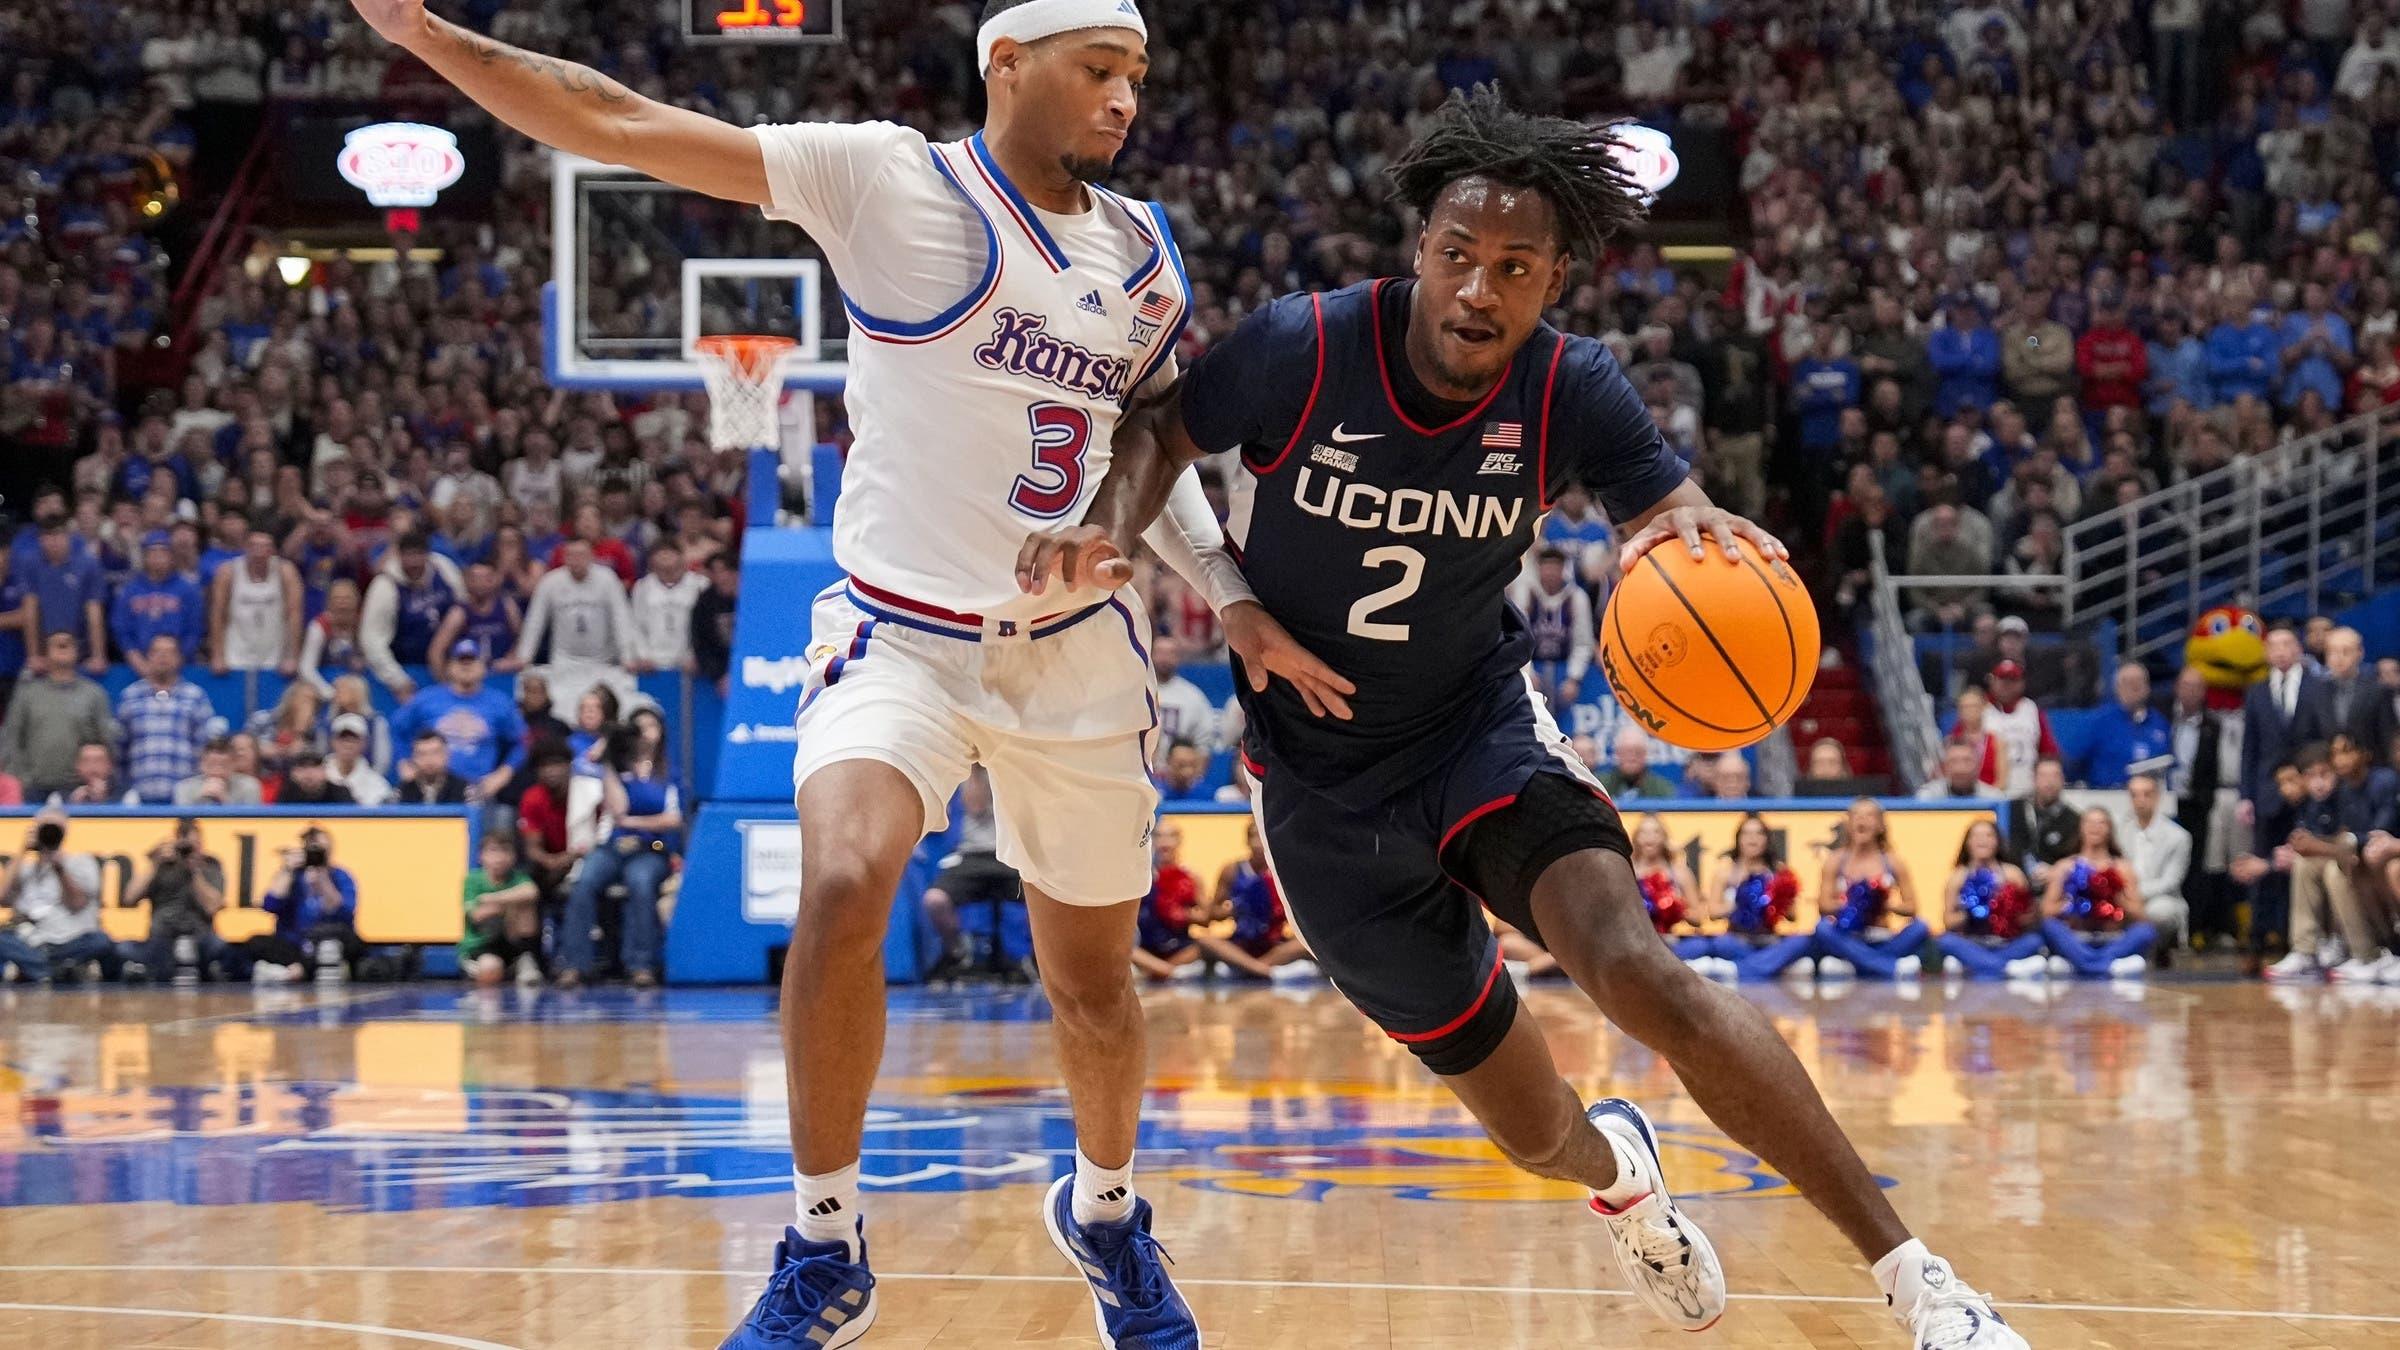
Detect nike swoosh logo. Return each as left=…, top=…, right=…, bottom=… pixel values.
left=1328, top=424, right=1380, bottom=443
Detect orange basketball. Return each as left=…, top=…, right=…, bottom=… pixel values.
left=1597, top=537, right=1820, bottom=752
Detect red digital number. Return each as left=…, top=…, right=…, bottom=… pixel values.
left=1009, top=402, right=1092, bottom=520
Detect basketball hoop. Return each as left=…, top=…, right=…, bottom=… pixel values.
left=693, top=334, right=798, bottom=452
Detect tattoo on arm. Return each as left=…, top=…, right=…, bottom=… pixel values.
left=458, top=29, right=633, bottom=104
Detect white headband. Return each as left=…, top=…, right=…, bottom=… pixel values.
left=978, top=0, right=1148, bottom=78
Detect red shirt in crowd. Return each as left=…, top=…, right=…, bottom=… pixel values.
left=2075, top=324, right=2148, bottom=409
left=1148, top=863, right=1198, bottom=929
left=518, top=782, right=570, bottom=855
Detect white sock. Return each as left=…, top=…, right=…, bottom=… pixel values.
left=1070, top=1146, right=1136, bottom=1226
left=1591, top=1127, right=1654, bottom=1210
left=1873, top=1238, right=1933, bottom=1306
left=795, top=1164, right=861, bottom=1259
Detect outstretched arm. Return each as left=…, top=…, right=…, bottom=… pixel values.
left=1014, top=380, right=1201, bottom=595
left=349, top=0, right=770, bottom=204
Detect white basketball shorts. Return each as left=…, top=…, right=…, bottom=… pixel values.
left=790, top=580, right=1160, bottom=907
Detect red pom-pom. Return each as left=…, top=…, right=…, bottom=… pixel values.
left=2086, top=867, right=2123, bottom=903
left=1639, top=870, right=1686, bottom=932
left=1766, top=868, right=1799, bottom=926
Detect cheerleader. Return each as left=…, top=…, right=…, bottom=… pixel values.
left=1630, top=814, right=1710, bottom=962
left=1932, top=819, right=2044, bottom=979
left=1700, top=812, right=1814, bottom=980
left=2039, top=807, right=2154, bottom=978
left=1813, top=799, right=1932, bottom=979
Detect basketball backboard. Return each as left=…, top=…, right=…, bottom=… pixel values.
left=543, top=153, right=848, bottom=394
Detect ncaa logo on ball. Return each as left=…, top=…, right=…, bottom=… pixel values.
left=1637, top=622, right=1689, bottom=679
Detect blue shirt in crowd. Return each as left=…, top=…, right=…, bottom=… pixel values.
left=2205, top=317, right=2279, bottom=404
left=2279, top=310, right=2353, bottom=411
left=1925, top=322, right=2001, bottom=418
left=2076, top=703, right=2176, bottom=789
left=390, top=682, right=527, bottom=782
left=110, top=571, right=206, bottom=660
left=1791, top=356, right=1860, bottom=452
left=2146, top=335, right=2212, bottom=414
left=267, top=865, right=359, bottom=935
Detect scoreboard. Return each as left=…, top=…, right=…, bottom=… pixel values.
left=685, top=0, right=842, bottom=43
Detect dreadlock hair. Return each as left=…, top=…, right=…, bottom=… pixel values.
left=1383, top=84, right=1647, bottom=260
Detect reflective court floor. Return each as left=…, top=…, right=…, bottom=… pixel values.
left=2, top=978, right=2398, bottom=1348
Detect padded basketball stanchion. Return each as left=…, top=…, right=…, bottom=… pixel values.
left=694, top=334, right=799, bottom=525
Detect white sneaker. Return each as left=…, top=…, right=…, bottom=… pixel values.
left=513, top=954, right=544, bottom=988
left=1586, top=1098, right=1727, bottom=1331
left=2327, top=956, right=2385, bottom=983
left=2046, top=955, right=2074, bottom=978
left=1892, top=955, right=1922, bottom=981
left=250, top=963, right=287, bottom=985
left=2108, top=954, right=2147, bottom=979
left=2003, top=955, right=2048, bottom=980
left=2375, top=954, right=2400, bottom=985
left=1169, top=958, right=1206, bottom=982
left=1780, top=957, right=1817, bottom=983
left=1818, top=957, right=1857, bottom=981
left=1891, top=1253, right=2027, bottom=1348
left=2319, top=939, right=2350, bottom=969
left=2263, top=950, right=2320, bottom=982
left=1269, top=959, right=1319, bottom=983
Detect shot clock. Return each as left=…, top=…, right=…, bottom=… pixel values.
left=685, top=0, right=842, bottom=43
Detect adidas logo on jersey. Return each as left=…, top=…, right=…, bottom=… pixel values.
left=1310, top=444, right=1359, bottom=473
left=1478, top=452, right=1523, bottom=476
left=1116, top=0, right=1139, bottom=13
left=1076, top=289, right=1106, bottom=316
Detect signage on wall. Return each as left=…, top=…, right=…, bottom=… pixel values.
left=336, top=123, right=467, bottom=208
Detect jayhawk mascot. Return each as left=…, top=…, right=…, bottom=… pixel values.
left=2184, top=606, right=2266, bottom=710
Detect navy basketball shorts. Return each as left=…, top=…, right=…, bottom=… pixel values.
left=1248, top=679, right=1630, bottom=1076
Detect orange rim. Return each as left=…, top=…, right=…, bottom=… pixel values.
left=693, top=334, right=799, bottom=382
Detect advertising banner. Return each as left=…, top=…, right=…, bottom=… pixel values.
left=0, top=809, right=471, bottom=945
left=715, top=529, right=845, bottom=801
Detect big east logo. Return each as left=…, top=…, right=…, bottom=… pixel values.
left=336, top=123, right=467, bottom=208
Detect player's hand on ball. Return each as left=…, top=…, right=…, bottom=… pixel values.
left=1224, top=601, right=1355, bottom=721
left=1015, top=525, right=1133, bottom=595
left=1619, top=506, right=1787, bottom=572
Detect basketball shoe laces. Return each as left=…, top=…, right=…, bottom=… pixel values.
left=1902, top=1283, right=1997, bottom=1346
left=1083, top=1220, right=1179, bottom=1322
left=1617, top=1201, right=1698, bottom=1284
left=753, top=1239, right=869, bottom=1338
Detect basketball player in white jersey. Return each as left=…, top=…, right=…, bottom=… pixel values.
left=210, top=518, right=302, bottom=676
left=343, top=0, right=1348, bottom=1345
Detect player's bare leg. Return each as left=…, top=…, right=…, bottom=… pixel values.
left=1026, top=886, right=1199, bottom=1340
left=1530, top=846, right=1907, bottom=1256
left=1025, top=887, right=1147, bottom=1169
left=1531, top=846, right=2026, bottom=1347
left=786, top=760, right=925, bottom=1183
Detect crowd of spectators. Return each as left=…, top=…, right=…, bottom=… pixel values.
left=11, top=0, right=2400, bottom=982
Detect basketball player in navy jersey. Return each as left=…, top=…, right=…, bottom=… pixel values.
left=1021, top=89, right=2027, bottom=1349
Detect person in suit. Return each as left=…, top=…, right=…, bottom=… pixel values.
left=2313, top=627, right=2394, bottom=760
left=2008, top=755, right=2081, bottom=888
left=2242, top=622, right=2326, bottom=821
left=2169, top=666, right=2236, bottom=942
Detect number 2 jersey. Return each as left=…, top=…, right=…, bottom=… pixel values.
left=1182, top=279, right=1685, bottom=809
left=751, top=121, right=1191, bottom=623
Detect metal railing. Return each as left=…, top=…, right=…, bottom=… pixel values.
left=2064, top=400, right=2400, bottom=665
left=1864, top=530, right=1949, bottom=791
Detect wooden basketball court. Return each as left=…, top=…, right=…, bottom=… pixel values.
left=1, top=978, right=2395, bottom=1348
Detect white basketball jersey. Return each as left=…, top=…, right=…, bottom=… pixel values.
left=754, top=124, right=1190, bottom=623
left=221, top=560, right=288, bottom=670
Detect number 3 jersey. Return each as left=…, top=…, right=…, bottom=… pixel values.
left=1183, top=279, right=1685, bottom=808
left=751, top=121, right=1190, bottom=623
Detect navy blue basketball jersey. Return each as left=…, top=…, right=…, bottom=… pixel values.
left=1181, top=279, right=1685, bottom=806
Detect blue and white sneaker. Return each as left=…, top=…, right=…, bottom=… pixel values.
left=1587, top=1098, right=1728, bottom=1332
left=719, top=1224, right=877, bottom=1349
left=1042, top=1174, right=1200, bottom=1348
left=1890, top=1253, right=2029, bottom=1348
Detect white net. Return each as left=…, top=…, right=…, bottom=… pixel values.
left=694, top=335, right=797, bottom=452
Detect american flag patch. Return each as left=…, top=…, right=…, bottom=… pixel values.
left=1137, top=291, right=1175, bottom=321
left=1481, top=421, right=1523, bottom=448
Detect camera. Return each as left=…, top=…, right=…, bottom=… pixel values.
left=303, top=841, right=329, bottom=869
left=176, top=838, right=196, bottom=857
left=33, top=821, right=65, bottom=853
